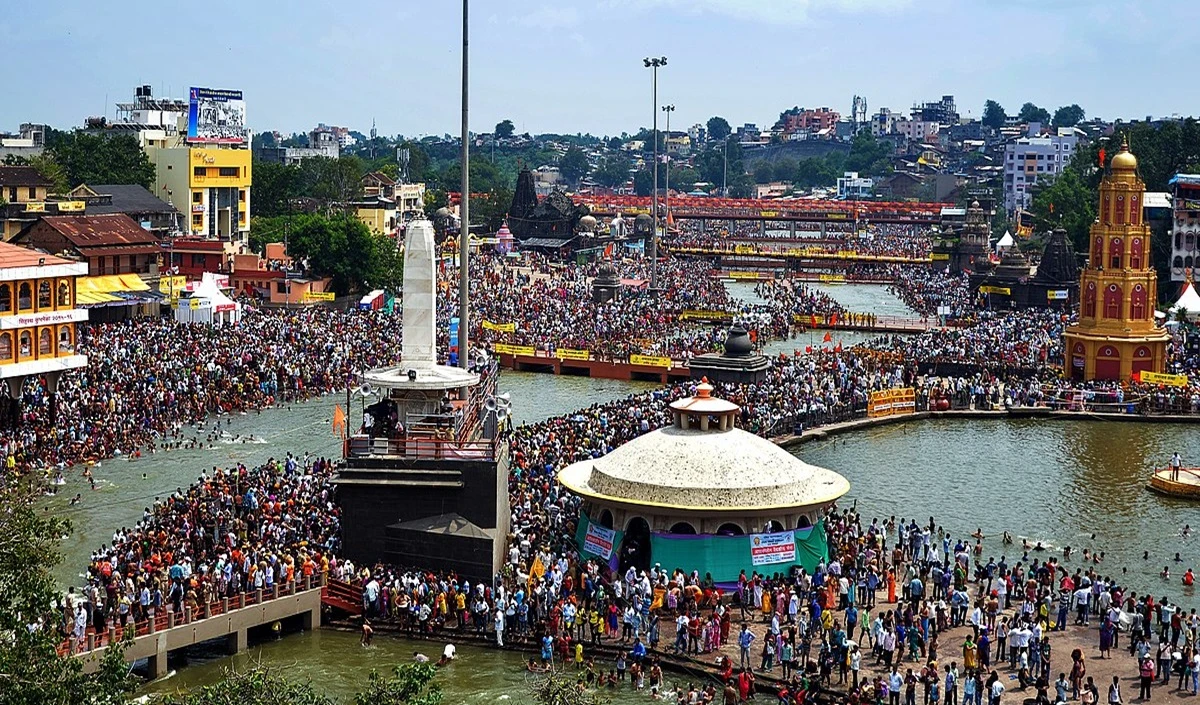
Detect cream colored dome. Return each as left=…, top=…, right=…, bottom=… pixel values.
left=557, top=425, right=850, bottom=512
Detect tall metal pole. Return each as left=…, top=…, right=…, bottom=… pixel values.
left=662, top=105, right=674, bottom=234
left=458, top=0, right=470, bottom=368
left=722, top=139, right=728, bottom=197
left=650, top=66, right=658, bottom=291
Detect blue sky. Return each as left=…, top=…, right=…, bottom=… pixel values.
left=3, top=0, right=1194, bottom=138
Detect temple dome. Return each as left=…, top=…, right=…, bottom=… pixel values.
left=1111, top=141, right=1137, bottom=171
left=558, top=385, right=849, bottom=512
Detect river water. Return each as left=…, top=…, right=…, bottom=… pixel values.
left=52, top=283, right=1200, bottom=698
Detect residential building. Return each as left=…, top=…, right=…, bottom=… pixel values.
left=895, top=118, right=940, bottom=143
left=782, top=108, right=840, bottom=134
left=0, top=242, right=88, bottom=387
left=1168, top=174, right=1200, bottom=282
left=0, top=123, right=49, bottom=161
left=0, top=166, right=64, bottom=241
left=836, top=172, right=874, bottom=200
left=666, top=133, right=691, bottom=156
left=65, top=184, right=182, bottom=236
left=870, top=108, right=898, bottom=137
left=14, top=214, right=161, bottom=277
left=911, top=95, right=958, bottom=125
left=167, top=237, right=235, bottom=279
left=687, top=124, right=707, bottom=145
left=230, top=242, right=334, bottom=306
left=1003, top=128, right=1079, bottom=211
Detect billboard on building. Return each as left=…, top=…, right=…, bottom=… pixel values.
left=187, top=87, right=248, bottom=144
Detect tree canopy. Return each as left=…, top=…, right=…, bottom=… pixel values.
left=1052, top=104, right=1086, bottom=129
left=0, top=480, right=135, bottom=705
left=45, top=131, right=155, bottom=189
left=982, top=100, right=1007, bottom=129
left=592, top=154, right=631, bottom=189
left=558, top=146, right=589, bottom=186
left=161, top=663, right=441, bottom=705
left=494, top=120, right=515, bottom=139
left=706, top=116, right=731, bottom=141
left=249, top=214, right=402, bottom=295
left=1017, top=102, right=1052, bottom=125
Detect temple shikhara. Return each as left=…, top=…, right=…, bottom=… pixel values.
left=1063, top=141, right=1171, bottom=381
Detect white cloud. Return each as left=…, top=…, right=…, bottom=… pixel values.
left=602, top=0, right=912, bottom=25
left=515, top=5, right=581, bottom=30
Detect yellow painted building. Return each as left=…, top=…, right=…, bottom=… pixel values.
left=148, top=146, right=251, bottom=241
left=0, top=242, right=88, bottom=391
left=1063, top=141, right=1171, bottom=381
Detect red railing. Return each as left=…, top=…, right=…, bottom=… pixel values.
left=60, top=574, right=322, bottom=657
left=346, top=434, right=499, bottom=461
left=321, top=579, right=363, bottom=615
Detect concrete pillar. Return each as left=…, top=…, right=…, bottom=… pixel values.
left=167, top=610, right=176, bottom=629
left=148, top=611, right=156, bottom=634
left=184, top=606, right=192, bottom=624
left=147, top=635, right=168, bottom=679
left=790, top=220, right=796, bottom=237
left=222, top=597, right=230, bottom=615
left=304, top=575, right=312, bottom=591
left=86, top=633, right=95, bottom=651
left=226, top=628, right=247, bottom=655
left=301, top=606, right=320, bottom=632
left=202, top=602, right=212, bottom=619
left=821, top=221, right=827, bottom=238
left=272, top=584, right=279, bottom=600
left=256, top=588, right=264, bottom=605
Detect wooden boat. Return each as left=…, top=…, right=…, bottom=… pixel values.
left=1148, top=467, right=1200, bottom=498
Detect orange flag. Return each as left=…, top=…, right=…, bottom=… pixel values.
left=809, top=314, right=817, bottom=328
left=830, top=312, right=839, bottom=326
left=823, top=331, right=833, bottom=343
left=332, top=404, right=346, bottom=438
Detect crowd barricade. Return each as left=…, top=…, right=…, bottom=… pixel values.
left=866, top=388, right=917, bottom=418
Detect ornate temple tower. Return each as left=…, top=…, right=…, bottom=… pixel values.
left=1063, top=141, right=1170, bottom=381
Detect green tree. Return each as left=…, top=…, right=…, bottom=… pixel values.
left=1030, top=163, right=1096, bottom=253
left=728, top=172, right=755, bottom=198
left=299, top=156, right=366, bottom=207
left=46, top=132, right=154, bottom=188
left=281, top=213, right=382, bottom=294
left=0, top=481, right=135, bottom=705
left=558, top=146, right=589, bottom=186
left=845, top=131, right=891, bottom=175
left=3, top=152, right=69, bottom=193
left=632, top=169, right=652, bottom=196
left=494, top=120, right=515, bottom=139
left=162, top=667, right=334, bottom=705
left=670, top=166, right=699, bottom=193
left=1017, top=102, right=1052, bottom=125
left=352, top=664, right=442, bottom=705
left=1052, top=104, right=1086, bottom=129
left=606, top=136, right=623, bottom=151
left=982, top=100, right=1007, bottom=129
left=706, top=116, right=731, bottom=141
left=251, top=161, right=301, bottom=217
left=252, top=131, right=278, bottom=149
left=753, top=161, right=775, bottom=184
left=593, top=154, right=631, bottom=189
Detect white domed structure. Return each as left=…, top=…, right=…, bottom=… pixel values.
left=558, top=381, right=849, bottom=580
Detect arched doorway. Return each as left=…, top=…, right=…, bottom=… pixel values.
left=669, top=521, right=697, bottom=535
left=598, top=509, right=614, bottom=529
left=762, top=520, right=785, bottom=533
left=619, top=517, right=651, bottom=575
left=1095, top=345, right=1121, bottom=381
left=797, top=515, right=812, bottom=529
left=716, top=522, right=745, bottom=536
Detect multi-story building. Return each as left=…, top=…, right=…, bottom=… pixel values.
left=1168, top=174, right=1200, bottom=282
left=870, top=108, right=898, bottom=137
left=911, top=95, right=958, bottom=125
left=1063, top=142, right=1170, bottom=381
left=14, top=214, right=161, bottom=278
left=895, top=118, right=940, bottom=143
left=782, top=108, right=841, bottom=134
left=0, top=242, right=88, bottom=391
left=687, top=124, right=707, bottom=145
left=0, top=166, right=76, bottom=241
left=1003, top=128, right=1079, bottom=212
left=836, top=172, right=874, bottom=200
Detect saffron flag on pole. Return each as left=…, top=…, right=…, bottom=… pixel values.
left=823, top=331, right=833, bottom=343
left=332, top=404, right=346, bottom=438
left=810, top=314, right=818, bottom=328
left=830, top=312, right=839, bottom=326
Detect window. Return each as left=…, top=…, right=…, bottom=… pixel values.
left=7, top=187, right=15, bottom=201
left=218, top=167, right=239, bottom=177
left=57, top=326, right=73, bottom=353
left=0, top=333, right=10, bottom=360
left=1131, top=238, right=1144, bottom=269
left=239, top=190, right=246, bottom=202
left=37, top=280, right=51, bottom=309
left=192, top=214, right=203, bottom=226
left=1131, top=285, right=1148, bottom=320
left=1103, top=284, right=1122, bottom=319
left=38, top=328, right=52, bottom=356
left=18, top=331, right=31, bottom=357
left=276, top=281, right=287, bottom=294
left=1109, top=238, right=1123, bottom=269
left=1115, top=195, right=1125, bottom=226
left=194, top=166, right=206, bottom=177
left=192, top=191, right=202, bottom=203
left=17, top=282, right=32, bottom=310
left=0, top=284, right=11, bottom=313
left=1083, top=282, right=1097, bottom=317
left=57, top=280, right=71, bottom=307
left=28, top=187, right=36, bottom=199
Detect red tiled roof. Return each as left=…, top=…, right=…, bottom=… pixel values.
left=0, top=241, right=76, bottom=268
left=35, top=214, right=159, bottom=247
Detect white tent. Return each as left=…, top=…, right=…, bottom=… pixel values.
left=175, top=273, right=243, bottom=325
left=995, top=230, right=1015, bottom=254
left=1169, top=281, right=1200, bottom=321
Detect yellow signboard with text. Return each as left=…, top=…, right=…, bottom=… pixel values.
left=979, top=285, right=1011, bottom=296
left=555, top=348, right=590, bottom=361
left=482, top=320, right=517, bottom=333
left=1137, top=371, right=1189, bottom=387
left=303, top=291, right=336, bottom=302
left=630, top=354, right=672, bottom=368
left=867, top=388, right=917, bottom=418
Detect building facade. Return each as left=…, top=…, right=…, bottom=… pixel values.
left=1063, top=143, right=1170, bottom=381
left=1003, top=131, right=1079, bottom=212
left=0, top=242, right=88, bottom=399
left=149, top=146, right=251, bottom=241
left=1168, top=174, right=1200, bottom=282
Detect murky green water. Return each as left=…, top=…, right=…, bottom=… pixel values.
left=800, top=417, right=1200, bottom=604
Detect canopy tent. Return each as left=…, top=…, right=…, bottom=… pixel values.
left=995, top=230, right=1015, bottom=253
left=76, top=274, right=163, bottom=308
left=1169, top=281, right=1200, bottom=320
left=175, top=272, right=242, bottom=325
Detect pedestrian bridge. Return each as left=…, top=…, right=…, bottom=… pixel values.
left=72, top=576, right=331, bottom=678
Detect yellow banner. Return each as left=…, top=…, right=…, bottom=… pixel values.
left=482, top=320, right=516, bottom=332
left=1137, top=371, right=1189, bottom=387
left=24, top=202, right=45, bottom=213
left=867, top=388, right=916, bottom=418
left=729, top=271, right=763, bottom=280
left=494, top=343, right=535, bottom=356
left=303, top=291, right=336, bottom=301
left=819, top=274, right=846, bottom=283
left=57, top=201, right=85, bottom=212
left=930, top=253, right=950, bottom=261
left=189, top=298, right=201, bottom=309
left=979, top=285, right=1011, bottom=296
left=555, top=348, right=590, bottom=361
left=681, top=309, right=733, bottom=321
left=630, top=354, right=672, bottom=368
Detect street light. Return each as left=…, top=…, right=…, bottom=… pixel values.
left=662, top=104, right=674, bottom=234
left=459, top=0, right=470, bottom=369
left=643, top=56, right=666, bottom=291
left=722, top=138, right=729, bottom=197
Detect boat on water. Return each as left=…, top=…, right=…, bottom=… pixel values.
left=1147, top=467, right=1200, bottom=498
